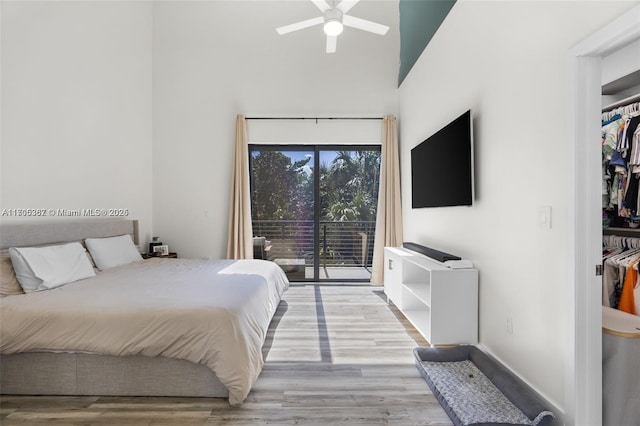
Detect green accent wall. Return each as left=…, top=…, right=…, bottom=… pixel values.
left=398, top=0, right=456, bottom=86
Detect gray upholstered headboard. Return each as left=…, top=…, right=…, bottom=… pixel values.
left=0, top=220, right=139, bottom=250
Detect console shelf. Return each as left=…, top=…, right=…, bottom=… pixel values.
left=384, top=246, right=478, bottom=346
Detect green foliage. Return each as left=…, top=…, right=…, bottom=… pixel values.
left=250, top=151, right=312, bottom=221
left=251, top=148, right=380, bottom=222
left=251, top=148, right=380, bottom=265
left=320, top=150, right=380, bottom=222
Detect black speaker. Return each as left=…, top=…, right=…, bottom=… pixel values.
left=402, top=242, right=461, bottom=262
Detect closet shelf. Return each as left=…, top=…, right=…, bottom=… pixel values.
left=603, top=227, right=640, bottom=237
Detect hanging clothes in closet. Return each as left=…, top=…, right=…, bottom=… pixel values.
left=602, top=236, right=640, bottom=426
left=602, top=99, right=640, bottom=229
left=602, top=234, right=640, bottom=316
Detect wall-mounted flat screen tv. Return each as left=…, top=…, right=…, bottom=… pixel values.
left=411, top=110, right=474, bottom=208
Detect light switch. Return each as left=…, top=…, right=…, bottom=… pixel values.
left=538, top=206, right=551, bottom=229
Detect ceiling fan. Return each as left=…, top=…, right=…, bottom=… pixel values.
left=276, top=0, right=389, bottom=53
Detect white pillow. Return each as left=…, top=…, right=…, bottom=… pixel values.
left=9, top=242, right=96, bottom=292
left=85, top=234, right=142, bottom=270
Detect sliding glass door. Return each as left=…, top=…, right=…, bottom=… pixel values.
left=250, top=147, right=315, bottom=281
left=249, top=145, right=380, bottom=282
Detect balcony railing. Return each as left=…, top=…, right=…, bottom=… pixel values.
left=252, top=220, right=376, bottom=272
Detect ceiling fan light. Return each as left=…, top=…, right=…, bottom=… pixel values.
left=324, top=19, right=343, bottom=36
left=323, top=8, right=344, bottom=36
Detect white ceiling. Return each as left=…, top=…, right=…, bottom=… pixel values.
left=152, top=0, right=401, bottom=115
left=217, top=0, right=400, bottom=77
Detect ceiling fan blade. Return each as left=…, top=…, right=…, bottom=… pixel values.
left=310, top=0, right=331, bottom=12
left=276, top=17, right=324, bottom=35
left=326, top=35, right=337, bottom=53
left=337, top=0, right=360, bottom=14
left=343, top=15, right=389, bottom=35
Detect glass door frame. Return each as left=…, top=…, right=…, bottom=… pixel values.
left=249, top=143, right=381, bottom=282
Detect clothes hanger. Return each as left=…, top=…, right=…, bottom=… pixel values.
left=608, top=244, right=640, bottom=265
left=609, top=235, right=624, bottom=248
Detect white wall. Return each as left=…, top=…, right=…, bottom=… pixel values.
left=1, top=0, right=398, bottom=255
left=601, top=38, right=640, bottom=105
left=398, top=0, right=637, bottom=414
left=248, top=119, right=383, bottom=145
left=601, top=39, right=640, bottom=85
left=152, top=1, right=399, bottom=259
left=0, top=1, right=154, bottom=244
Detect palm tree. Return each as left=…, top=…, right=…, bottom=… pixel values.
left=320, top=150, right=380, bottom=222
left=319, top=150, right=380, bottom=265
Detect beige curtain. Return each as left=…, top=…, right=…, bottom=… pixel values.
left=226, top=114, right=254, bottom=259
left=370, top=115, right=403, bottom=285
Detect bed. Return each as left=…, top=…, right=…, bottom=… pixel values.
left=0, top=219, right=289, bottom=406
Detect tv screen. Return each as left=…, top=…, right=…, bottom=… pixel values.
left=411, top=110, right=473, bottom=208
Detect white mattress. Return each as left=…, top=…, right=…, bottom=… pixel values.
left=0, top=257, right=289, bottom=406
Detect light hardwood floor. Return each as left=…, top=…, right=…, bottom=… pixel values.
left=0, top=285, right=452, bottom=425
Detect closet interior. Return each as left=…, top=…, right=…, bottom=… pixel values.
left=601, top=88, right=640, bottom=425
left=602, top=92, right=640, bottom=312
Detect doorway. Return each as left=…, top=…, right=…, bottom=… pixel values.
left=567, top=5, right=640, bottom=425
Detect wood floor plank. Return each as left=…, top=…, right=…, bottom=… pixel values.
left=1, top=284, right=451, bottom=425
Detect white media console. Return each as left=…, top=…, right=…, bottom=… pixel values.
left=384, top=246, right=478, bottom=346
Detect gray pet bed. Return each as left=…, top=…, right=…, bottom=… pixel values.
left=414, top=346, right=555, bottom=426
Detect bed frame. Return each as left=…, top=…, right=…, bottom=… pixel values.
left=0, top=219, right=228, bottom=398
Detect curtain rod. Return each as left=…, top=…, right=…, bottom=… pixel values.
left=602, top=92, right=640, bottom=112
left=245, top=117, right=383, bottom=120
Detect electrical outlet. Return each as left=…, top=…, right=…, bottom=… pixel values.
left=506, top=317, right=513, bottom=334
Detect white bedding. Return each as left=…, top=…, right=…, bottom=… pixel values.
left=0, top=257, right=289, bottom=406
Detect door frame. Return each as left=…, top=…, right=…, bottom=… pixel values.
left=566, top=5, right=640, bottom=425
left=248, top=144, right=381, bottom=282
left=314, top=145, right=382, bottom=282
